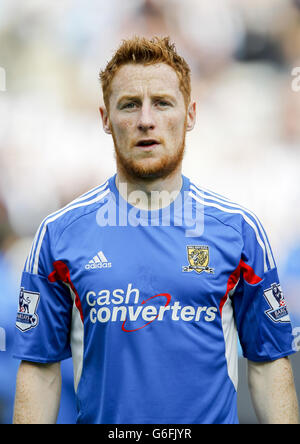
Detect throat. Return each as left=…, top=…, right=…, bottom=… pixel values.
left=115, top=172, right=183, bottom=211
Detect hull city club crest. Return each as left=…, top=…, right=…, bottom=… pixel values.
left=16, top=287, right=40, bottom=332
left=182, top=245, right=214, bottom=274
left=263, top=283, right=290, bottom=323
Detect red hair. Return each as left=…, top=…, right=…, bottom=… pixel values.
left=99, top=36, right=191, bottom=110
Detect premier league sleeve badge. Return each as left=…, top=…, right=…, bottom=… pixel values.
left=16, top=287, right=40, bottom=332
left=263, top=283, right=290, bottom=323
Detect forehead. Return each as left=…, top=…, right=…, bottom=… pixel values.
left=110, top=63, right=181, bottom=98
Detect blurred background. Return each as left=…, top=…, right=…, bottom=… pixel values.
left=0, top=0, right=300, bottom=424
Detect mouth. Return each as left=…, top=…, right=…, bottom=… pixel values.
left=135, top=139, right=160, bottom=150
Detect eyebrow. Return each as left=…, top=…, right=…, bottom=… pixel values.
left=117, top=93, right=177, bottom=106
left=117, top=95, right=140, bottom=105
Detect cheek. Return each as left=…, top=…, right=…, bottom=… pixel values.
left=112, top=118, right=135, bottom=139
left=165, top=113, right=186, bottom=137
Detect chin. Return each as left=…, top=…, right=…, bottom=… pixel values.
left=120, top=157, right=181, bottom=181
left=115, top=140, right=185, bottom=182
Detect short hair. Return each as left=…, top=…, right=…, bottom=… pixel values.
left=99, top=36, right=191, bottom=111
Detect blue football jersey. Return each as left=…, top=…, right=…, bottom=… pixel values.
left=13, top=175, right=295, bottom=424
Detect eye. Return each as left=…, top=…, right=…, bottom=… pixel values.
left=155, top=100, right=171, bottom=108
left=122, top=102, right=138, bottom=110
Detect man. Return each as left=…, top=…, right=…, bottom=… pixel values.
left=13, top=36, right=299, bottom=424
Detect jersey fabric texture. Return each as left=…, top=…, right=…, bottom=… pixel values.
left=13, top=175, right=295, bottom=424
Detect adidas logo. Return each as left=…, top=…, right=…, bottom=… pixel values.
left=85, top=251, right=112, bottom=270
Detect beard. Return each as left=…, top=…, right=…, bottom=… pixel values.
left=111, top=129, right=186, bottom=182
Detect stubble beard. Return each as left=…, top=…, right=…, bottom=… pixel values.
left=111, top=127, right=187, bottom=183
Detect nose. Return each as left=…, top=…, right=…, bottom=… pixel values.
left=137, top=102, right=155, bottom=132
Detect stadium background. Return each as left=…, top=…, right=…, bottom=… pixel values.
left=0, top=0, right=300, bottom=424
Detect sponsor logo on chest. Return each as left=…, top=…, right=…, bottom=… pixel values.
left=85, top=283, right=218, bottom=332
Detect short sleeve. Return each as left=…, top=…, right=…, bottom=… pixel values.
left=233, top=216, right=295, bottom=362
left=13, top=224, right=73, bottom=363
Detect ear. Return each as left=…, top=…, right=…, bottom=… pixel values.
left=99, top=106, right=112, bottom=134
left=186, top=101, right=196, bottom=132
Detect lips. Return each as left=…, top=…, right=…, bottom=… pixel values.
left=135, top=139, right=160, bottom=149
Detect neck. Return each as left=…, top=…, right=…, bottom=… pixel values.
left=115, top=166, right=183, bottom=211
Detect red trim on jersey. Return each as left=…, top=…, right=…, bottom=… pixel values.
left=48, top=260, right=84, bottom=323
left=219, top=263, right=241, bottom=317
left=240, top=260, right=262, bottom=286
left=219, top=260, right=262, bottom=317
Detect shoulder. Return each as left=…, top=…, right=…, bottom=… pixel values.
left=26, top=179, right=111, bottom=273
left=188, top=178, right=275, bottom=271
left=188, top=178, right=255, bottom=231
left=188, top=178, right=270, bottom=241
left=46, top=179, right=111, bottom=234
left=48, top=179, right=111, bottom=235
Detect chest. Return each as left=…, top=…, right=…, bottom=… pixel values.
left=57, top=221, right=242, bottom=312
